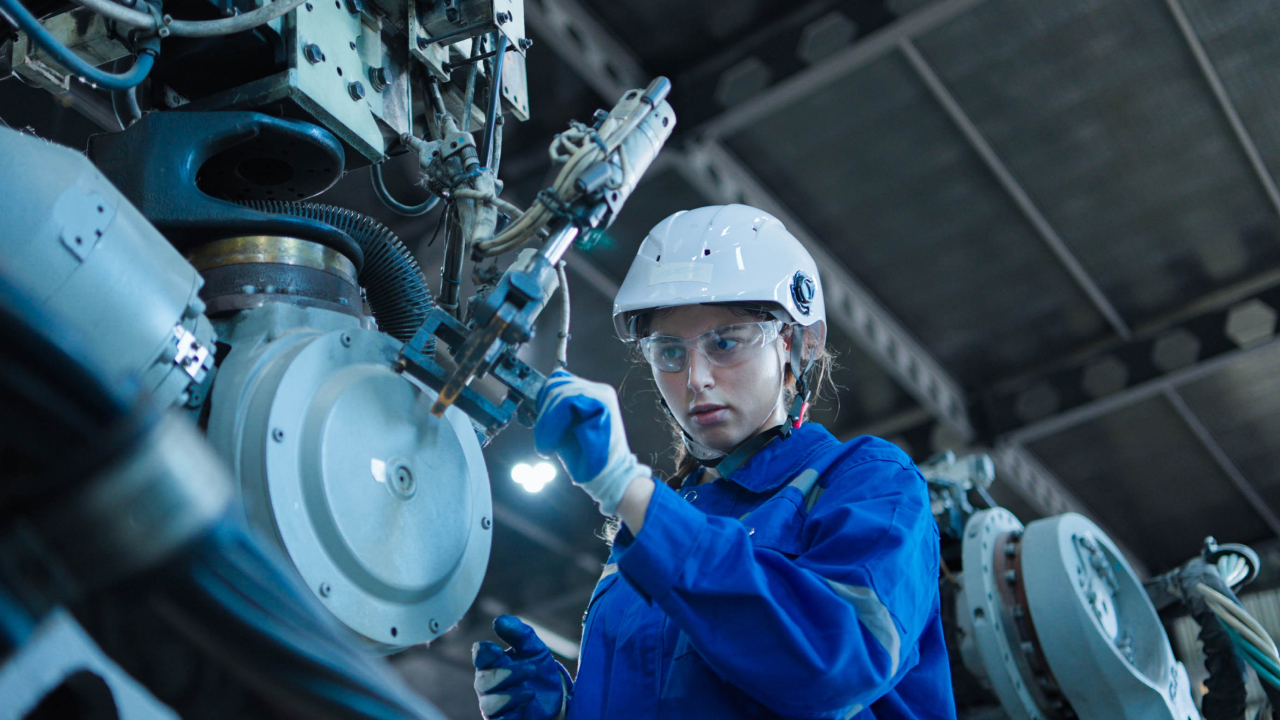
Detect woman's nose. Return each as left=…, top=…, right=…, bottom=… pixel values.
left=686, top=350, right=715, bottom=392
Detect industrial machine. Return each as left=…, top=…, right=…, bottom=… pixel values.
left=0, top=0, right=674, bottom=714
left=921, top=452, right=1277, bottom=720
left=0, top=0, right=1276, bottom=716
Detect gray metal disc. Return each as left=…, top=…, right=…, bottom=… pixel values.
left=959, top=508, right=1044, bottom=720
left=259, top=327, right=491, bottom=649
left=1021, top=513, right=1198, bottom=720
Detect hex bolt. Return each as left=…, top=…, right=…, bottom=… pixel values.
left=496, top=10, right=512, bottom=23
left=416, top=36, right=429, bottom=50
left=348, top=81, right=366, bottom=101
left=481, top=516, right=491, bottom=529
left=1004, top=570, right=1018, bottom=585
left=368, top=66, right=391, bottom=92
left=303, top=43, right=325, bottom=64
left=519, top=37, right=533, bottom=50
left=271, top=428, right=285, bottom=442
left=319, top=582, right=331, bottom=597
left=1004, top=543, right=1017, bottom=558
left=429, top=618, right=440, bottom=633
left=340, top=332, right=352, bottom=347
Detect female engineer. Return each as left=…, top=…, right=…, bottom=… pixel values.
left=470, top=205, right=956, bottom=719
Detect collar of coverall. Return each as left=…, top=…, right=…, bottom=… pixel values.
left=681, top=423, right=839, bottom=495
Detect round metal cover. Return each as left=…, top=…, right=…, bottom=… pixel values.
left=1020, top=513, right=1198, bottom=720
left=959, top=508, right=1043, bottom=720
left=258, top=328, right=490, bottom=650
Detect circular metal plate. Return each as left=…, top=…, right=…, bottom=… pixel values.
left=1021, top=513, right=1198, bottom=720
left=959, top=508, right=1044, bottom=720
left=259, top=328, right=490, bottom=649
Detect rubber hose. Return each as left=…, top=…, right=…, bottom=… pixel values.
left=240, top=201, right=433, bottom=341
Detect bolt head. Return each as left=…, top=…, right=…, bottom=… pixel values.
left=429, top=619, right=440, bottom=633
left=348, top=81, right=366, bottom=100
left=445, top=7, right=458, bottom=22
left=481, top=516, right=492, bottom=529
left=519, top=37, right=533, bottom=50
left=319, top=582, right=331, bottom=597
left=271, top=428, right=284, bottom=442
left=368, top=66, right=391, bottom=92
left=417, top=36, right=428, bottom=49
left=303, top=43, right=325, bottom=64
left=340, top=332, right=352, bottom=346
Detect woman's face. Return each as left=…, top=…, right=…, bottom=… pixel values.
left=647, top=305, right=789, bottom=455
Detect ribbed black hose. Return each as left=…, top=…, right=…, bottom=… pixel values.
left=240, top=201, right=433, bottom=341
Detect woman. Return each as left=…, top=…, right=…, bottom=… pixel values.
left=472, top=205, right=955, bottom=719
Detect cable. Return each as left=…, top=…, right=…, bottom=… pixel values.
left=370, top=162, right=440, bottom=217
left=0, top=0, right=159, bottom=91
left=68, top=0, right=306, bottom=37
left=1200, top=583, right=1280, bottom=660
left=555, top=261, right=569, bottom=368
left=1224, top=624, right=1280, bottom=691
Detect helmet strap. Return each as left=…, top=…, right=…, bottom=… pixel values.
left=785, top=325, right=816, bottom=433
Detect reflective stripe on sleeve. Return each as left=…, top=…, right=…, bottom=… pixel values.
left=825, top=580, right=901, bottom=677
left=599, top=563, right=618, bottom=581
left=843, top=703, right=865, bottom=720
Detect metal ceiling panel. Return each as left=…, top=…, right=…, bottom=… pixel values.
left=1175, top=341, right=1280, bottom=520
left=1180, top=0, right=1280, bottom=190
left=723, top=51, right=1109, bottom=388
left=1026, top=394, right=1271, bottom=571
left=913, top=0, right=1280, bottom=327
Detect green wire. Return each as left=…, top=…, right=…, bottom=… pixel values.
left=1224, top=623, right=1280, bottom=691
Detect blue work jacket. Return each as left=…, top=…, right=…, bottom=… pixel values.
left=566, top=423, right=956, bottom=720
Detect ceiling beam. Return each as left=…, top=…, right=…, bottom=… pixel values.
left=1162, top=0, right=1280, bottom=220
left=697, top=0, right=992, bottom=141
left=523, top=0, right=647, bottom=102
left=898, top=38, right=1133, bottom=342
left=990, top=283, right=1280, bottom=445
left=1163, top=387, right=1280, bottom=539
left=676, top=139, right=975, bottom=444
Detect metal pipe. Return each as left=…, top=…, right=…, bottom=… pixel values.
left=540, top=224, right=581, bottom=267
left=480, top=33, right=508, bottom=169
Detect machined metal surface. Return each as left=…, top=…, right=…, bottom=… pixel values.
left=958, top=508, right=1042, bottom=720
left=187, top=235, right=360, bottom=285
left=206, top=304, right=492, bottom=650
left=0, top=125, right=216, bottom=410
left=1020, top=513, right=1198, bottom=720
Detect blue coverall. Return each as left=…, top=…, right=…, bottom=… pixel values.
left=566, top=423, right=956, bottom=719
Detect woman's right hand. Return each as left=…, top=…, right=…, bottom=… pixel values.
left=473, top=614, right=571, bottom=720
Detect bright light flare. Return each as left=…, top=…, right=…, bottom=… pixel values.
left=511, top=461, right=556, bottom=492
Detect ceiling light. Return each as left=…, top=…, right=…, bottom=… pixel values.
left=511, top=461, right=556, bottom=492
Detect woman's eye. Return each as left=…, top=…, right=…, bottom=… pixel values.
left=713, top=338, right=739, bottom=351
left=660, top=345, right=684, bottom=360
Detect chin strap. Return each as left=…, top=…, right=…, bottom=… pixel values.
left=785, top=324, right=816, bottom=434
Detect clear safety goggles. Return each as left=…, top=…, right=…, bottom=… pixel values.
left=638, top=321, right=781, bottom=373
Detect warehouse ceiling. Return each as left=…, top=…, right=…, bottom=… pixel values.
left=7, top=0, right=1280, bottom=715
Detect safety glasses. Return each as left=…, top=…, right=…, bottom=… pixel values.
left=639, top=321, right=781, bottom=373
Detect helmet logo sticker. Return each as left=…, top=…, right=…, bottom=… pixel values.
left=792, top=271, right=815, bottom=315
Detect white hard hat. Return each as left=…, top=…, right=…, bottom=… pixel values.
left=612, top=204, right=826, bottom=344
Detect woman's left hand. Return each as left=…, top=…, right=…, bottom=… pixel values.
left=534, top=370, right=650, bottom=516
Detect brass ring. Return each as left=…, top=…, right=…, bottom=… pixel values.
left=187, top=236, right=358, bottom=285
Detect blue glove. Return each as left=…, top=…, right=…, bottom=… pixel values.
left=473, top=614, right=571, bottom=720
left=534, top=370, right=650, bottom=516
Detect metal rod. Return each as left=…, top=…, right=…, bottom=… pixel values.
left=541, top=224, right=581, bottom=266
left=1163, top=387, right=1280, bottom=538
left=1162, top=0, right=1280, bottom=220
left=443, top=42, right=517, bottom=73
left=418, top=21, right=490, bottom=49
left=460, top=40, right=481, bottom=133
left=900, top=38, right=1133, bottom=341
left=439, top=205, right=464, bottom=316
left=480, top=32, right=508, bottom=169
